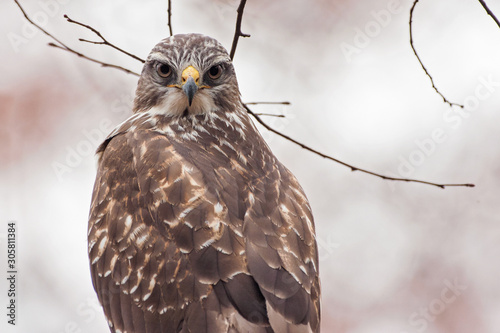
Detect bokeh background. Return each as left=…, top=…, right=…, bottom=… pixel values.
left=1, top=0, right=500, bottom=332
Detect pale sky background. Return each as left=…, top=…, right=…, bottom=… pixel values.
left=1, top=0, right=500, bottom=332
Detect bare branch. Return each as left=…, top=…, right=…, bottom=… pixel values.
left=478, top=0, right=500, bottom=29
left=167, top=0, right=173, bottom=36
left=244, top=104, right=474, bottom=189
left=64, top=15, right=145, bottom=63
left=230, top=0, right=250, bottom=60
left=14, top=0, right=70, bottom=50
left=253, top=113, right=285, bottom=118
left=13, top=0, right=140, bottom=76
left=409, top=0, right=464, bottom=108
left=245, top=101, right=291, bottom=105
left=245, top=101, right=290, bottom=117
left=48, top=43, right=140, bottom=76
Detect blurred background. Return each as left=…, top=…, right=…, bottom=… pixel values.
left=1, top=0, right=499, bottom=332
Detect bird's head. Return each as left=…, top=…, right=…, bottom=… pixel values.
left=133, top=34, right=241, bottom=117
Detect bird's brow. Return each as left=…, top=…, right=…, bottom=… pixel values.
left=148, top=52, right=171, bottom=64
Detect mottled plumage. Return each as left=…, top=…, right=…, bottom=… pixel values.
left=88, top=34, right=320, bottom=333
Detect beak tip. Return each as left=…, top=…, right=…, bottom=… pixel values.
left=182, top=77, right=198, bottom=107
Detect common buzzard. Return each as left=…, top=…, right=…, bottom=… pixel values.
left=88, top=34, right=320, bottom=333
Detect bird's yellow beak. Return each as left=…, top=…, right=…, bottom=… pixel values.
left=182, top=66, right=200, bottom=85
left=181, top=66, right=199, bottom=106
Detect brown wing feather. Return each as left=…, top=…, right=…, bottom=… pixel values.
left=89, top=110, right=320, bottom=332
left=244, top=166, right=321, bottom=332
left=89, top=128, right=269, bottom=333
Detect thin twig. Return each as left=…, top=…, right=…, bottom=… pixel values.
left=245, top=101, right=291, bottom=105
left=14, top=0, right=69, bottom=50
left=64, top=15, right=145, bottom=63
left=409, top=0, right=464, bottom=108
left=244, top=104, right=474, bottom=189
left=48, top=43, right=140, bottom=76
left=478, top=0, right=500, bottom=29
left=245, top=101, right=290, bottom=117
left=253, top=113, right=286, bottom=118
left=167, top=0, right=173, bottom=36
left=230, top=0, right=250, bottom=60
left=13, top=0, right=140, bottom=76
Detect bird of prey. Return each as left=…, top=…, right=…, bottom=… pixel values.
left=88, top=34, right=320, bottom=333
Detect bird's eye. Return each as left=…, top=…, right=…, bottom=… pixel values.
left=157, top=63, right=172, bottom=78
left=208, top=65, right=223, bottom=79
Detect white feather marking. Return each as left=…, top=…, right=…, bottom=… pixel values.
left=181, top=131, right=199, bottom=141
left=163, top=219, right=178, bottom=227
left=280, top=203, right=290, bottom=213
left=129, top=225, right=146, bottom=243
left=179, top=206, right=195, bottom=219
left=220, top=139, right=236, bottom=151
left=226, top=111, right=246, bottom=129
left=103, top=254, right=118, bottom=277
left=248, top=192, right=255, bottom=205
left=235, top=126, right=246, bottom=139
left=124, top=215, right=132, bottom=228
left=237, top=152, right=247, bottom=165
left=159, top=125, right=176, bottom=137
left=139, top=143, right=147, bottom=157
left=199, top=237, right=216, bottom=249
left=142, top=278, right=157, bottom=301
left=92, top=235, right=108, bottom=264
left=214, top=202, right=224, bottom=214
left=135, top=233, right=149, bottom=248
left=212, top=144, right=227, bottom=157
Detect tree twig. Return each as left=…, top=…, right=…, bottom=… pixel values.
left=13, top=0, right=140, bottom=76
left=478, top=0, right=500, bottom=29
left=244, top=104, right=475, bottom=189
left=409, top=0, right=464, bottom=108
left=245, top=101, right=290, bottom=117
left=229, top=0, right=250, bottom=60
left=167, top=0, right=173, bottom=36
left=245, top=101, right=291, bottom=105
left=253, top=113, right=285, bottom=118
left=64, top=15, right=145, bottom=63
left=48, top=43, right=140, bottom=75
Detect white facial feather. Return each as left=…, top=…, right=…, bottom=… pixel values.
left=148, top=88, right=218, bottom=116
